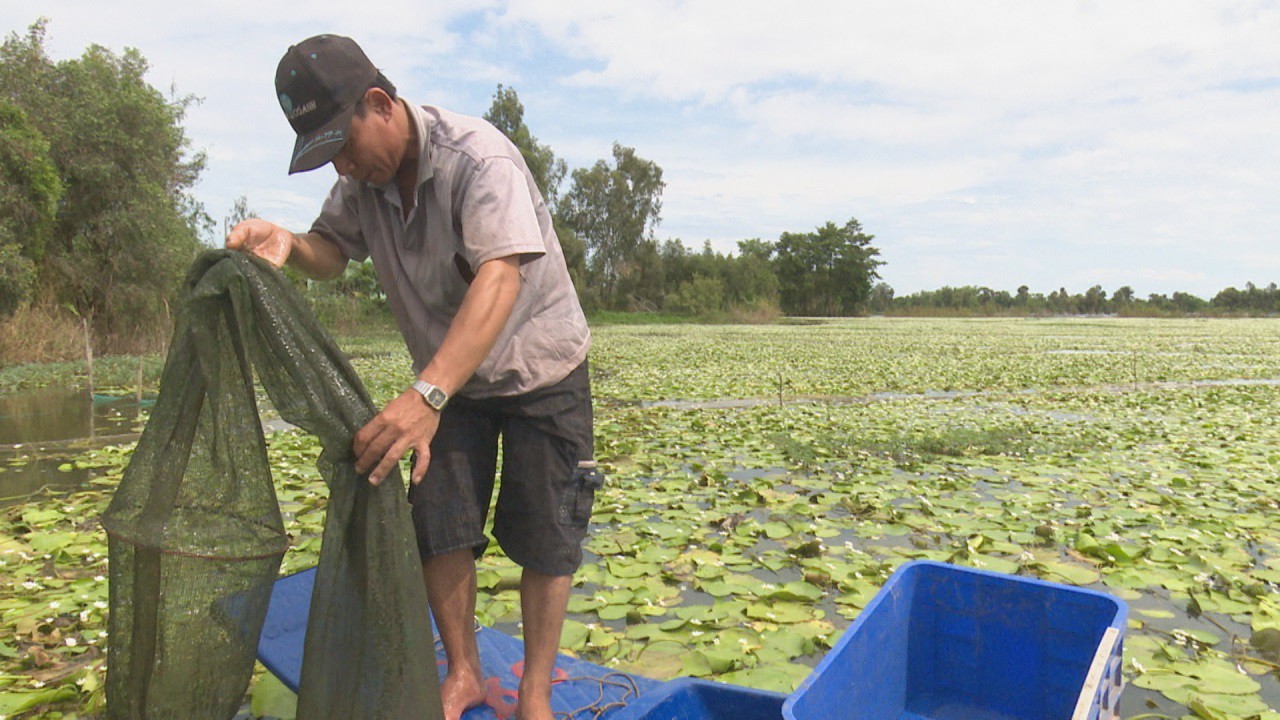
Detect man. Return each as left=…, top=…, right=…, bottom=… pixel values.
left=226, top=34, right=598, bottom=720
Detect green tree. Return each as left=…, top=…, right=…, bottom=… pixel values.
left=773, top=218, right=882, bottom=316
left=1172, top=291, right=1207, bottom=314
left=667, top=275, right=725, bottom=316
left=557, top=143, right=665, bottom=309
left=1081, top=285, right=1108, bottom=314
left=615, top=238, right=665, bottom=312
left=867, top=282, right=894, bottom=314
left=723, top=241, right=779, bottom=312
left=0, top=100, right=62, bottom=315
left=0, top=20, right=209, bottom=341
left=484, top=85, right=567, bottom=210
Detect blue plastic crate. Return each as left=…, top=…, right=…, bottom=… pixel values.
left=783, top=560, right=1126, bottom=720
left=607, top=677, right=786, bottom=720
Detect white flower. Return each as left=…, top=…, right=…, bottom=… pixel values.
left=94, top=601, right=107, bottom=609
left=49, top=601, right=60, bottom=609
left=66, top=637, right=78, bottom=647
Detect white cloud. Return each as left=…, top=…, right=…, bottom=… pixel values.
left=4, top=0, right=1279, bottom=297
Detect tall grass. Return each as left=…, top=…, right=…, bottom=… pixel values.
left=0, top=304, right=86, bottom=365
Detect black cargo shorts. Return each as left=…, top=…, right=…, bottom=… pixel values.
left=408, top=361, right=601, bottom=576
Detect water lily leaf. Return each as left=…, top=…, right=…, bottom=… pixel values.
left=607, top=558, right=661, bottom=579
left=693, top=563, right=727, bottom=580
left=560, top=620, right=590, bottom=650
left=658, top=618, right=689, bottom=632
left=682, top=647, right=740, bottom=677
left=1132, top=672, right=1197, bottom=692
left=1188, top=691, right=1270, bottom=718
left=588, top=625, right=619, bottom=651
left=718, top=627, right=763, bottom=652
left=717, top=662, right=810, bottom=693
left=681, top=651, right=713, bottom=677
left=745, top=602, right=814, bottom=624
left=672, top=604, right=731, bottom=624
left=28, top=532, right=76, bottom=554
left=597, top=604, right=631, bottom=621
left=966, top=554, right=1020, bottom=575
left=0, top=687, right=78, bottom=714
left=1173, top=628, right=1221, bottom=647
left=566, top=594, right=602, bottom=614
left=1183, top=662, right=1262, bottom=695
left=1032, top=558, right=1100, bottom=586
left=761, top=629, right=813, bottom=658
left=623, top=645, right=685, bottom=679
left=251, top=671, right=298, bottom=719
left=761, top=581, right=822, bottom=603
left=762, top=521, right=792, bottom=539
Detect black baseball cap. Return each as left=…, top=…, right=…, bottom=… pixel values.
left=275, top=34, right=378, bottom=174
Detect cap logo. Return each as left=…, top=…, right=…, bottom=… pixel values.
left=278, top=93, right=293, bottom=114
left=286, top=99, right=317, bottom=120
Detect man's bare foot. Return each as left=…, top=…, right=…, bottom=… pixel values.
left=440, top=666, right=486, bottom=720
left=514, top=681, right=555, bottom=720
left=513, top=699, right=555, bottom=720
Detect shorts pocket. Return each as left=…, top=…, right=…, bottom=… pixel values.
left=560, top=460, right=605, bottom=527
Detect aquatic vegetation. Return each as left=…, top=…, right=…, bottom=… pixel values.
left=4, top=317, right=1280, bottom=718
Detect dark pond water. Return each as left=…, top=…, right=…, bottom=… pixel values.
left=0, top=389, right=148, bottom=506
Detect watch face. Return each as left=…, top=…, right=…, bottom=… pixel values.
left=426, top=387, right=447, bottom=408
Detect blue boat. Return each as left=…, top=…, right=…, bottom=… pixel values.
left=257, top=561, right=1126, bottom=720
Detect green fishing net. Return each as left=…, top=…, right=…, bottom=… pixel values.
left=102, top=250, right=442, bottom=719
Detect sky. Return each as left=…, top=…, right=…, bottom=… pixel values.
left=4, top=1, right=1279, bottom=298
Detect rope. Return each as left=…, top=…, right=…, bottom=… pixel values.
left=428, top=619, right=643, bottom=719
left=552, top=672, right=642, bottom=720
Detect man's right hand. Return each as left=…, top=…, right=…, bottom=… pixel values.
left=226, top=219, right=295, bottom=268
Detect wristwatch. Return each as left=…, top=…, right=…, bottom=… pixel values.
left=410, top=380, right=449, bottom=411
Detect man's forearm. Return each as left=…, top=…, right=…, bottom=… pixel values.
left=287, top=231, right=349, bottom=280
left=420, top=256, right=522, bottom=396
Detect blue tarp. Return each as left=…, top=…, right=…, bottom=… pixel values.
left=259, top=569, right=663, bottom=719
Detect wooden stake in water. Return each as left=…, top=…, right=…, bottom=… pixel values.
left=83, top=317, right=95, bottom=440
left=83, top=317, right=94, bottom=397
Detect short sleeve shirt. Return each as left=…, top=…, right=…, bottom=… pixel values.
left=310, top=101, right=590, bottom=398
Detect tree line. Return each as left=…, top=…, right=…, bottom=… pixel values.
left=1, top=20, right=208, bottom=360
left=3, top=20, right=1276, bottom=366
left=877, top=282, right=1280, bottom=317
left=480, top=85, right=883, bottom=318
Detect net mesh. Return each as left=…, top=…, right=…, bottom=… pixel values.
left=102, top=249, right=442, bottom=719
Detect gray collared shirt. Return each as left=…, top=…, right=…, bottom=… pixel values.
left=311, top=100, right=590, bottom=398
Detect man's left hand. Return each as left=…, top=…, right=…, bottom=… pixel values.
left=353, top=390, right=438, bottom=486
